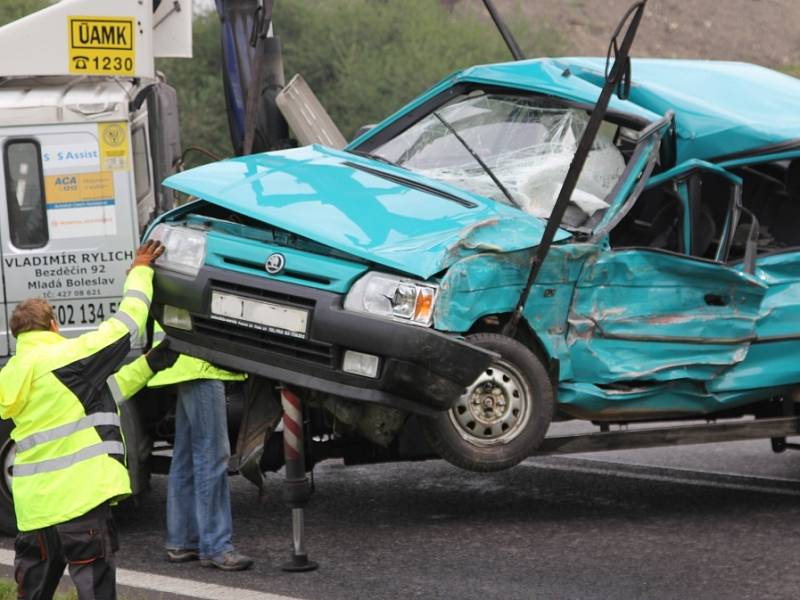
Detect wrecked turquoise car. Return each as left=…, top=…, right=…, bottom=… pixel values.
left=149, top=57, right=800, bottom=472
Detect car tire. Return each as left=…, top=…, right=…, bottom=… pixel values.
left=0, top=419, right=16, bottom=535
left=421, top=333, right=554, bottom=472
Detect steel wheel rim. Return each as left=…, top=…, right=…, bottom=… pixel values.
left=448, top=358, right=532, bottom=447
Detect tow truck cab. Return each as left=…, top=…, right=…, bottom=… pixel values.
left=0, top=77, right=180, bottom=357
left=0, top=0, right=193, bottom=534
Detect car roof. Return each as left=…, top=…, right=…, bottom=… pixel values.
left=561, top=58, right=800, bottom=163
left=451, top=58, right=660, bottom=122
left=349, top=57, right=661, bottom=150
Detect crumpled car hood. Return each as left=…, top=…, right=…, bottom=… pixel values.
left=163, top=145, right=570, bottom=279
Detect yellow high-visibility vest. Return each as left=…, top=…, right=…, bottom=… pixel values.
left=0, top=266, right=155, bottom=531
left=146, top=323, right=245, bottom=387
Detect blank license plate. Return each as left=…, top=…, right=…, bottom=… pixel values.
left=210, top=291, right=309, bottom=338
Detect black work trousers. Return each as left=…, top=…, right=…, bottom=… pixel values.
left=14, top=503, right=119, bottom=600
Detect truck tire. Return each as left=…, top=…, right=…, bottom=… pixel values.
left=0, top=420, right=16, bottom=535
left=421, top=333, right=553, bottom=472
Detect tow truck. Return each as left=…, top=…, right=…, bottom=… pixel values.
left=0, top=0, right=302, bottom=535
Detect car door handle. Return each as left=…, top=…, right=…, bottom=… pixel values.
left=704, top=293, right=729, bottom=307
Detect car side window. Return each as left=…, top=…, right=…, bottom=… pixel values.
left=609, top=171, right=734, bottom=261
left=608, top=184, right=684, bottom=253
left=685, top=173, right=732, bottom=261
left=3, top=140, right=49, bottom=249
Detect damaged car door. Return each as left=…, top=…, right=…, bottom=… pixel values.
left=564, top=162, right=767, bottom=419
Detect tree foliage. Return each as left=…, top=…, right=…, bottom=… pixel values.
left=3, top=0, right=564, bottom=163
left=164, top=0, right=563, bottom=160
left=0, top=0, right=50, bottom=26
left=274, top=0, right=563, bottom=140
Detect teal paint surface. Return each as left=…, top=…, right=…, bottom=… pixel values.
left=348, top=58, right=661, bottom=150
left=562, top=58, right=800, bottom=162
left=163, top=145, right=570, bottom=279
left=205, top=232, right=369, bottom=293
left=435, top=244, right=598, bottom=381
left=558, top=381, right=791, bottom=420
left=645, top=159, right=743, bottom=189
left=709, top=250, right=800, bottom=391
left=153, top=56, right=800, bottom=424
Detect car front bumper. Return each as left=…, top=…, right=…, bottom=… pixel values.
left=153, top=266, right=495, bottom=415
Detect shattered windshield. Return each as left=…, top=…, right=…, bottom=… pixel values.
left=371, top=93, right=627, bottom=227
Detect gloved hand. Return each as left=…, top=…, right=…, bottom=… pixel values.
left=145, top=338, right=180, bottom=372
left=131, top=239, right=165, bottom=269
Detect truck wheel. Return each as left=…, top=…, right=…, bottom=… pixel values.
left=421, top=333, right=553, bottom=472
left=0, top=420, right=16, bottom=535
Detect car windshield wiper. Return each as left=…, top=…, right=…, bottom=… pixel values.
left=347, top=149, right=403, bottom=169
left=431, top=111, right=521, bottom=209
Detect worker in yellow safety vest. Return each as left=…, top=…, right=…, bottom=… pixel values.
left=0, top=240, right=179, bottom=600
left=146, top=324, right=253, bottom=571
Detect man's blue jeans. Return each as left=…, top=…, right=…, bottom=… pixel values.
left=166, top=379, right=234, bottom=560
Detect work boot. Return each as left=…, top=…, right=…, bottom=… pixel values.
left=200, top=550, right=254, bottom=571
left=166, top=548, right=199, bottom=563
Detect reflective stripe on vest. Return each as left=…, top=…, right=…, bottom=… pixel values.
left=125, top=289, right=151, bottom=309
left=15, top=412, right=121, bottom=453
left=111, top=311, right=139, bottom=345
left=106, top=375, right=125, bottom=405
left=13, top=441, right=125, bottom=477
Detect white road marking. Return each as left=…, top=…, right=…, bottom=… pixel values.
left=524, top=459, right=800, bottom=496
left=0, top=549, right=303, bottom=600
left=572, top=454, right=800, bottom=484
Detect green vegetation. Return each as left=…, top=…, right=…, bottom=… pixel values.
left=3, top=1, right=800, bottom=165
left=0, top=0, right=50, bottom=26
left=161, top=0, right=562, bottom=160
left=2, top=0, right=561, bottom=160
left=782, top=65, right=800, bottom=78
left=273, top=0, right=562, bottom=140
left=0, top=578, right=76, bottom=600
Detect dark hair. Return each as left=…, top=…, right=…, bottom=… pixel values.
left=10, top=298, right=55, bottom=337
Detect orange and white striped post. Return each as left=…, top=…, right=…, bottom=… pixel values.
left=279, top=386, right=318, bottom=572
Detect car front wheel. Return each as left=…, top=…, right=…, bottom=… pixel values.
left=421, top=333, right=554, bottom=472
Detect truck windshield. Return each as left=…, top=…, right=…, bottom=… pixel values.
left=370, top=93, right=627, bottom=227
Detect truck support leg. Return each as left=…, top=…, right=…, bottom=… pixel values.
left=279, top=386, right=318, bottom=572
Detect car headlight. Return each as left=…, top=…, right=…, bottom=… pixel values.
left=148, top=223, right=207, bottom=277
left=344, top=272, right=437, bottom=327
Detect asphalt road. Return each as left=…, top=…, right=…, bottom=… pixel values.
left=4, top=427, right=800, bottom=600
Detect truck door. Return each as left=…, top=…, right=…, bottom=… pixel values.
left=0, top=121, right=140, bottom=353
left=568, top=165, right=767, bottom=385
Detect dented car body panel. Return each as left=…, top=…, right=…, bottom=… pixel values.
left=163, top=145, right=571, bottom=280
left=154, top=57, right=800, bottom=423
left=561, top=58, right=800, bottom=163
